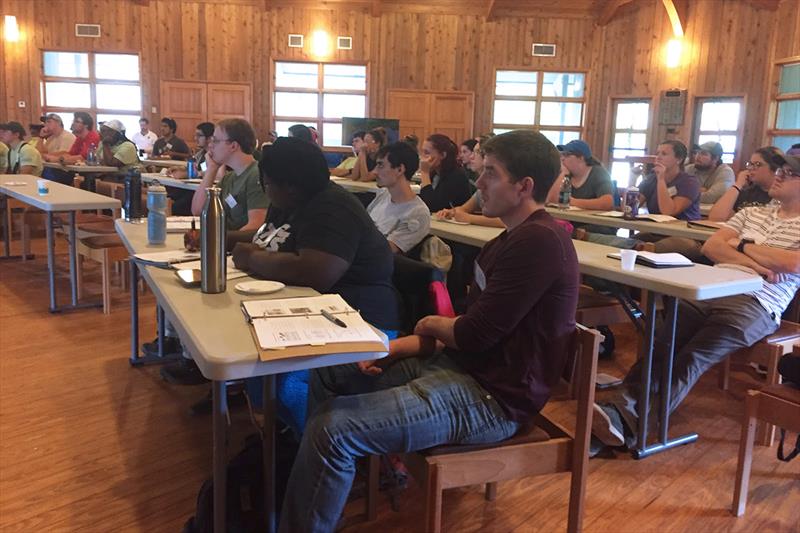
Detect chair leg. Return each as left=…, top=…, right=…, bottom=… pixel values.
left=102, top=250, right=111, bottom=314
left=425, top=464, right=443, bottom=533
left=718, top=357, right=731, bottom=391
left=484, top=482, right=497, bottom=501
left=757, top=347, right=782, bottom=447
left=733, top=390, right=759, bottom=516
left=365, top=455, right=379, bottom=521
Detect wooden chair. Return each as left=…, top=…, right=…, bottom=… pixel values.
left=718, top=292, right=800, bottom=446
left=365, top=325, right=602, bottom=533
left=732, top=354, right=800, bottom=516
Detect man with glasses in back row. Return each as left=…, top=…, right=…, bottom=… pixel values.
left=592, top=155, right=800, bottom=452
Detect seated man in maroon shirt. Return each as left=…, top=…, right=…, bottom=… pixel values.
left=279, top=130, right=580, bottom=532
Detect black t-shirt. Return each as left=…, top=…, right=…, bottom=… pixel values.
left=419, top=166, right=472, bottom=213
left=152, top=135, right=191, bottom=158
left=255, top=182, right=399, bottom=330
left=734, top=185, right=772, bottom=212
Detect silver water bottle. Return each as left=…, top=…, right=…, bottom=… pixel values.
left=201, top=187, right=226, bottom=294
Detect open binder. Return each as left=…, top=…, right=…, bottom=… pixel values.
left=241, top=294, right=388, bottom=362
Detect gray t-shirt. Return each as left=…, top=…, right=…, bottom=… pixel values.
left=571, top=165, right=615, bottom=234
left=686, top=162, right=735, bottom=204
left=367, top=188, right=431, bottom=252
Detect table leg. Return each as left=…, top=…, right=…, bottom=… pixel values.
left=213, top=380, right=229, bottom=533
left=129, top=262, right=181, bottom=367
left=633, top=293, right=699, bottom=459
left=2, top=195, right=10, bottom=258
left=46, top=211, right=58, bottom=312
left=69, top=211, right=78, bottom=306
left=263, top=375, right=277, bottom=533
left=157, top=305, right=165, bottom=357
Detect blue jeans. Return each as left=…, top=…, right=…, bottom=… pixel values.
left=278, top=353, right=520, bottom=533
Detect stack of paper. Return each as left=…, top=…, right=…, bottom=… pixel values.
left=607, top=251, right=693, bottom=268
left=242, top=294, right=384, bottom=349
left=595, top=211, right=677, bottom=223
left=166, top=216, right=200, bottom=233
left=172, top=257, right=248, bottom=280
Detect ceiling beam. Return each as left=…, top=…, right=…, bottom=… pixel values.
left=661, top=0, right=685, bottom=36
left=485, top=0, right=497, bottom=21
left=597, top=0, right=634, bottom=26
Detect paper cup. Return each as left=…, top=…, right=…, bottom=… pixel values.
left=620, top=249, right=637, bottom=271
left=37, top=179, right=50, bottom=195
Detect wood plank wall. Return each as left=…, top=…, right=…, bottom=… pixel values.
left=1, top=0, right=797, bottom=165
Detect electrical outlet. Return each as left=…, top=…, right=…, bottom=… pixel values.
left=17, top=100, right=26, bottom=108
left=151, top=106, right=157, bottom=113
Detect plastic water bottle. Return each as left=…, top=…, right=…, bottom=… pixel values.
left=201, top=187, right=226, bottom=294
left=558, top=176, right=571, bottom=209
left=86, top=143, right=97, bottom=166
left=147, top=181, right=168, bottom=245
left=187, top=159, right=197, bottom=178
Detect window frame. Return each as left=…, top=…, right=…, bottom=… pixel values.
left=270, top=59, right=369, bottom=149
left=606, top=97, right=653, bottom=184
left=40, top=49, right=143, bottom=127
left=491, top=67, right=588, bottom=142
left=767, top=56, right=800, bottom=152
left=690, top=94, right=746, bottom=169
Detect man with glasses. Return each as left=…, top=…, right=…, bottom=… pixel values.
left=592, top=155, right=800, bottom=452
left=132, top=117, right=158, bottom=156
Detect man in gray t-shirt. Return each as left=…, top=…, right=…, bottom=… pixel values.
left=367, top=142, right=431, bottom=254
left=685, top=141, right=734, bottom=204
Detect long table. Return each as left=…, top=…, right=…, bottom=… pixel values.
left=330, top=176, right=421, bottom=194
left=1, top=174, right=121, bottom=312
left=141, top=158, right=187, bottom=169
left=114, top=219, right=388, bottom=533
left=544, top=207, right=716, bottom=241
left=43, top=161, right=120, bottom=174
left=430, top=217, right=762, bottom=457
left=141, top=172, right=202, bottom=191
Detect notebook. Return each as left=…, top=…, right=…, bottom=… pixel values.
left=607, top=251, right=693, bottom=268
left=133, top=249, right=200, bottom=267
left=687, top=220, right=725, bottom=231
left=595, top=211, right=677, bottom=223
left=172, top=257, right=248, bottom=280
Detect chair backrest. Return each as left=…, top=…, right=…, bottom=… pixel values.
left=392, top=254, right=455, bottom=334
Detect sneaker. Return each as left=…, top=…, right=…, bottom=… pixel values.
left=596, top=326, right=616, bottom=359
left=591, top=403, right=625, bottom=447
left=160, top=358, right=208, bottom=386
left=142, top=336, right=181, bottom=357
left=589, top=435, right=607, bottom=458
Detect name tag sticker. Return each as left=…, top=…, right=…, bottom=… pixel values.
left=667, top=186, right=678, bottom=197
left=474, top=262, right=487, bottom=291
left=225, top=194, right=238, bottom=209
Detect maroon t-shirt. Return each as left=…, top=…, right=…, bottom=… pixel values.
left=451, top=209, right=579, bottom=422
left=69, top=130, right=101, bottom=158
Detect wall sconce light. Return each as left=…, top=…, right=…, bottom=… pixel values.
left=311, top=30, right=331, bottom=58
left=4, top=15, right=20, bottom=42
left=666, top=38, right=682, bottom=69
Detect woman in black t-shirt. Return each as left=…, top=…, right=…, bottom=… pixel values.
left=418, top=133, right=472, bottom=213
left=708, top=145, right=782, bottom=221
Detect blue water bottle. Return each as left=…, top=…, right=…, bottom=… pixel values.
left=187, top=159, right=197, bottom=178
left=611, top=180, right=621, bottom=208
left=147, top=180, right=168, bottom=245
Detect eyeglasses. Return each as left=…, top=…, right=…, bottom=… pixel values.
left=208, top=137, right=233, bottom=145
left=775, top=167, right=799, bottom=179
left=194, top=133, right=206, bottom=138
left=744, top=161, right=764, bottom=170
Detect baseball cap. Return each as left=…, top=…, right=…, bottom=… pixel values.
left=556, top=139, right=592, bottom=159
left=781, top=154, right=800, bottom=175
left=100, top=119, right=125, bottom=133
left=697, top=141, right=723, bottom=159
left=44, top=113, right=64, bottom=125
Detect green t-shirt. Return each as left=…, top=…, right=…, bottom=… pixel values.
left=571, top=165, right=615, bottom=235
left=95, top=140, right=140, bottom=171
left=336, top=156, right=358, bottom=171
left=0, top=142, right=8, bottom=174
left=9, top=142, right=43, bottom=176
left=218, top=161, right=269, bottom=230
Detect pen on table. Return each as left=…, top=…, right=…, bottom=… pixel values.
left=321, top=309, right=348, bottom=328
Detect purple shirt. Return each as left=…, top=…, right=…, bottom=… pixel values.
left=638, top=171, right=701, bottom=220
left=451, top=210, right=579, bottom=422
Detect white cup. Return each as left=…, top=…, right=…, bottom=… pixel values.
left=620, top=249, right=637, bottom=271
left=37, top=179, right=50, bottom=195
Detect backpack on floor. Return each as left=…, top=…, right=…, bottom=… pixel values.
left=776, top=353, right=800, bottom=463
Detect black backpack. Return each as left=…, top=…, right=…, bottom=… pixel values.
left=776, top=354, right=800, bottom=463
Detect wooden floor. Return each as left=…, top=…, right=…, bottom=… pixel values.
left=0, top=235, right=798, bottom=532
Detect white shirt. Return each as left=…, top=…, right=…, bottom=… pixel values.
left=723, top=204, right=800, bottom=323
left=132, top=130, right=158, bottom=153
left=367, top=188, right=431, bottom=252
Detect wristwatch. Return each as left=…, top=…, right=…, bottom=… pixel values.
left=737, top=238, right=755, bottom=253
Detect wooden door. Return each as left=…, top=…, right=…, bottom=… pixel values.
left=207, top=83, right=252, bottom=123
left=387, top=90, right=431, bottom=140
left=430, top=92, right=474, bottom=144
left=160, top=81, right=207, bottom=145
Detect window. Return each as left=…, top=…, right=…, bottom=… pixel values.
left=608, top=99, right=651, bottom=183
left=692, top=97, right=743, bottom=165
left=492, top=70, right=586, bottom=144
left=41, top=51, right=142, bottom=135
left=272, top=61, right=367, bottom=147
left=769, top=60, right=800, bottom=152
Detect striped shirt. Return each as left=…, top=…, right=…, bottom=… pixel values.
left=723, top=204, right=800, bottom=323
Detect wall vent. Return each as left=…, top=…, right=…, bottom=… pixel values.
left=288, top=34, right=304, bottom=48
left=337, top=36, right=352, bottom=50
left=75, top=24, right=101, bottom=38
left=532, top=43, right=556, bottom=57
